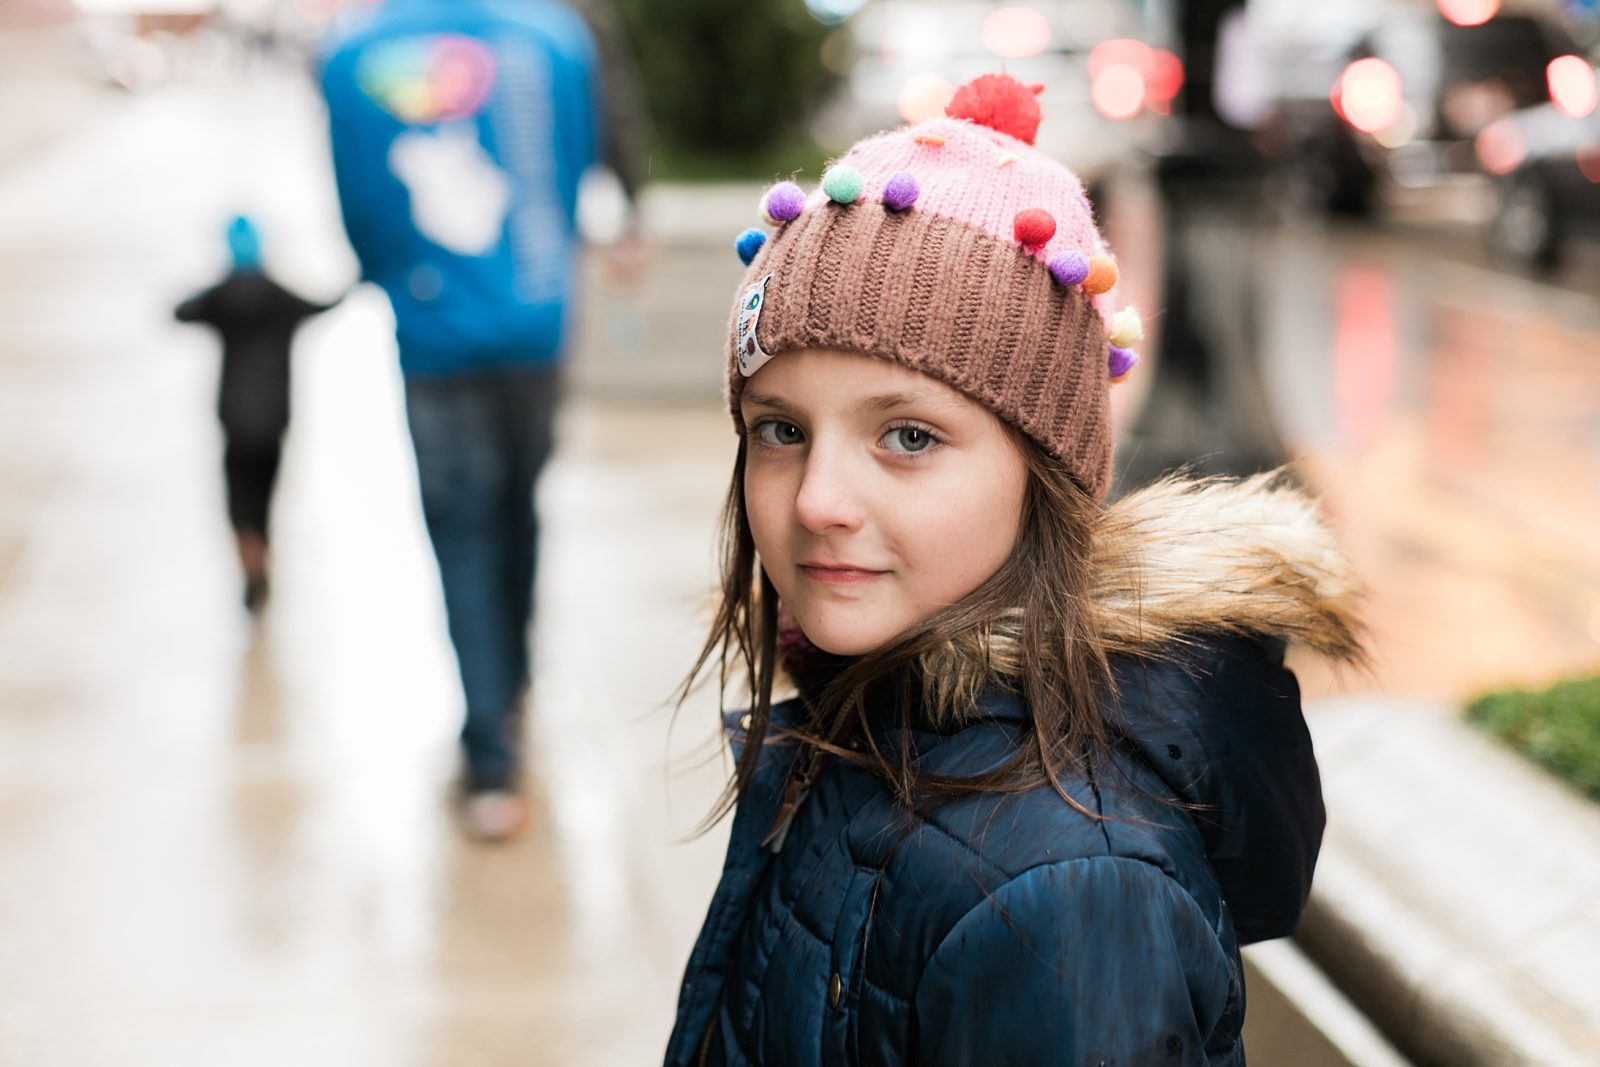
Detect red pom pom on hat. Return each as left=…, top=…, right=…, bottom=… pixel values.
left=1014, top=208, right=1056, bottom=249
left=945, top=73, right=1045, bottom=145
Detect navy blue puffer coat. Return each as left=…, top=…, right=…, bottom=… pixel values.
left=663, top=635, right=1323, bottom=1067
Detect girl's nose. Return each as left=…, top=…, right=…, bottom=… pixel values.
left=793, top=447, right=865, bottom=534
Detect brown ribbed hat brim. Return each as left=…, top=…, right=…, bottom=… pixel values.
left=726, top=203, right=1113, bottom=500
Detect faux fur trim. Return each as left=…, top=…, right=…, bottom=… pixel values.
left=1089, top=470, right=1367, bottom=664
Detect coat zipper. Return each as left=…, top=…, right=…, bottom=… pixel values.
left=695, top=990, right=721, bottom=1067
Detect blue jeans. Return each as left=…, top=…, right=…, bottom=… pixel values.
left=403, top=364, right=561, bottom=791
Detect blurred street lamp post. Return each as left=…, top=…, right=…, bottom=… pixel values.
left=1115, top=0, right=1290, bottom=492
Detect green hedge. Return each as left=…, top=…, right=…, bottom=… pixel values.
left=1467, top=675, right=1600, bottom=800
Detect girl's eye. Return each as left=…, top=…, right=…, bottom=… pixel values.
left=882, top=425, right=939, bottom=454
left=753, top=420, right=805, bottom=447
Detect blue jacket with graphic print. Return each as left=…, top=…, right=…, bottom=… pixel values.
left=319, top=0, right=598, bottom=375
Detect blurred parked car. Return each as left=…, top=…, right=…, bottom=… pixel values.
left=1482, top=100, right=1600, bottom=269
left=1265, top=9, right=1584, bottom=216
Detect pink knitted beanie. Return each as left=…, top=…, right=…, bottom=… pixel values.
left=725, top=74, right=1143, bottom=502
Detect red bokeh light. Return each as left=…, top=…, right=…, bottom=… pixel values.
left=1086, top=39, right=1177, bottom=119
left=1334, top=58, right=1403, bottom=135
left=1547, top=56, right=1598, bottom=119
left=982, top=6, right=1052, bottom=60
left=1093, top=64, right=1146, bottom=121
left=1475, top=119, right=1526, bottom=175
left=1089, top=38, right=1152, bottom=80
left=1146, top=49, right=1184, bottom=103
left=1436, top=0, right=1500, bottom=28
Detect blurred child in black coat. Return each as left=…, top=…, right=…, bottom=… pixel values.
left=176, top=216, right=340, bottom=611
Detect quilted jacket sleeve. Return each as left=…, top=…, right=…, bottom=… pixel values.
left=914, top=857, right=1237, bottom=1066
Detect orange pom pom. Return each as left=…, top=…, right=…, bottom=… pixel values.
left=1083, top=255, right=1119, bottom=295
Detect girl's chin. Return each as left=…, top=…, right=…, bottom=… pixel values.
left=791, top=612, right=905, bottom=658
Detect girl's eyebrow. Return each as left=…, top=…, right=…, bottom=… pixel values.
left=741, top=390, right=954, bottom=416
left=740, top=390, right=793, bottom=414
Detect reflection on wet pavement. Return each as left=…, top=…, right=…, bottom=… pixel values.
left=1252, top=228, right=1600, bottom=701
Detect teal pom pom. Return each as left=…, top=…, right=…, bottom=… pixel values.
left=821, top=165, right=865, bottom=205
left=735, top=227, right=767, bottom=266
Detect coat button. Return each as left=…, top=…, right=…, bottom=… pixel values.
left=827, top=972, right=843, bottom=1008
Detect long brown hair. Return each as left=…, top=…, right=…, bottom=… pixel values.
left=678, top=425, right=1122, bottom=829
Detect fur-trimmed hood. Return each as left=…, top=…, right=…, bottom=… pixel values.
left=1091, top=470, right=1366, bottom=664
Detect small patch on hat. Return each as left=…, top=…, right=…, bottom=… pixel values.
left=735, top=274, right=775, bottom=377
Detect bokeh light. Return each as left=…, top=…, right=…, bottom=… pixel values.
left=981, top=6, right=1052, bottom=60
left=898, top=73, right=956, bottom=124
left=1146, top=49, right=1184, bottom=105
left=1092, top=65, right=1146, bottom=121
left=1088, top=38, right=1153, bottom=80
left=1547, top=56, right=1598, bottom=119
left=806, top=0, right=868, bottom=25
left=1334, top=58, right=1404, bottom=135
left=1437, top=0, right=1500, bottom=27
left=1475, top=119, right=1526, bottom=175
left=1088, top=39, right=1152, bottom=121
left=1579, top=143, right=1600, bottom=184
left=1374, top=106, right=1418, bottom=149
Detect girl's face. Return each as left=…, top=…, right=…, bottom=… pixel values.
left=741, top=348, right=1027, bottom=657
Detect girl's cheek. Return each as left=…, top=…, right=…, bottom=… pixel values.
left=743, top=476, right=788, bottom=553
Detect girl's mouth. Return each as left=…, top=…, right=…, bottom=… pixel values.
left=799, top=564, right=887, bottom=585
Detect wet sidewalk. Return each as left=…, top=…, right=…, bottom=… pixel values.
left=0, top=72, right=736, bottom=1064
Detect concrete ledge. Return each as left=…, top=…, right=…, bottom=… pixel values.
left=1243, top=940, right=1413, bottom=1067
left=1299, top=699, right=1600, bottom=1067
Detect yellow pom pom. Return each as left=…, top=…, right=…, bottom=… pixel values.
left=1108, top=307, right=1144, bottom=348
left=1083, top=255, right=1119, bottom=296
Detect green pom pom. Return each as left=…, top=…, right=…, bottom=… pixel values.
left=821, top=165, right=864, bottom=205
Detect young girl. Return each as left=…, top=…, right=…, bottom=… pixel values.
left=667, top=74, right=1365, bottom=1066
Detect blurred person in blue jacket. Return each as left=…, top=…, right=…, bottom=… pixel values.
left=175, top=215, right=340, bottom=613
left=319, top=0, right=643, bottom=840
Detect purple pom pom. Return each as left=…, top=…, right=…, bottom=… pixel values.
left=1108, top=345, right=1140, bottom=379
left=763, top=181, right=806, bottom=224
left=1049, top=252, right=1090, bottom=287
left=881, top=171, right=920, bottom=212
